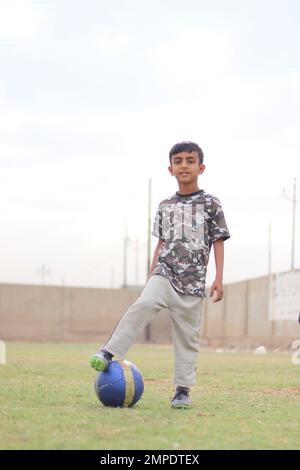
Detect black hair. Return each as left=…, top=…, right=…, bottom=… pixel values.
left=169, top=141, right=204, bottom=164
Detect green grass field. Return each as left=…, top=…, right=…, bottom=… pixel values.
left=0, top=342, right=299, bottom=450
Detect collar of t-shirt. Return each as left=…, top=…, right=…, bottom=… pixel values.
left=175, top=189, right=204, bottom=198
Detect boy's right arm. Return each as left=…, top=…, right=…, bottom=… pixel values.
left=148, top=239, right=164, bottom=279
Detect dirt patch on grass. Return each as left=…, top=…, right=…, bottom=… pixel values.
left=262, top=387, right=300, bottom=397
left=196, top=412, right=215, bottom=417
left=144, top=378, right=170, bottom=385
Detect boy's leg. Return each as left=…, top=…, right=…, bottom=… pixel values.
left=169, top=293, right=203, bottom=388
left=97, top=274, right=169, bottom=359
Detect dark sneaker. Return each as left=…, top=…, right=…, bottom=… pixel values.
left=90, top=349, right=113, bottom=372
left=171, top=387, right=191, bottom=409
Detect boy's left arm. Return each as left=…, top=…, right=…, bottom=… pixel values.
left=210, top=239, right=224, bottom=303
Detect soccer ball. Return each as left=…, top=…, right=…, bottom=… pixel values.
left=94, top=360, right=144, bottom=407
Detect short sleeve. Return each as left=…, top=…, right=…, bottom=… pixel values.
left=152, top=204, right=164, bottom=239
left=209, top=197, right=230, bottom=243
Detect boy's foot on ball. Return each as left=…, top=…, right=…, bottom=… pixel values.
left=171, top=387, right=191, bottom=409
left=90, top=349, right=113, bottom=371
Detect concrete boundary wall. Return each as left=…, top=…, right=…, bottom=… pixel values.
left=0, top=274, right=299, bottom=347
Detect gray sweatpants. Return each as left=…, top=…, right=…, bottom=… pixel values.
left=103, top=274, right=203, bottom=387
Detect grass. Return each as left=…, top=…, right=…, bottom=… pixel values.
left=0, top=342, right=300, bottom=450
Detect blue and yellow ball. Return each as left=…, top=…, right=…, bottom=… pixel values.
left=94, top=360, right=144, bottom=407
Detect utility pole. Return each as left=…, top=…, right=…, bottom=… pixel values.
left=111, top=265, right=114, bottom=289
left=282, top=178, right=299, bottom=271
left=145, top=178, right=152, bottom=341
left=135, top=239, right=139, bottom=286
left=37, top=264, right=51, bottom=285
left=268, top=222, right=272, bottom=276
left=268, top=223, right=276, bottom=334
left=123, top=218, right=130, bottom=288
left=147, top=178, right=152, bottom=277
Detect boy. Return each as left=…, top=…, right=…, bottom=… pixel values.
left=90, top=141, right=230, bottom=409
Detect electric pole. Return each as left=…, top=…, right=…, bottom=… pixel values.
left=282, top=178, right=299, bottom=271
left=268, top=222, right=272, bottom=276
left=111, top=265, right=114, bottom=289
left=123, top=218, right=130, bottom=288
left=145, top=178, right=152, bottom=341
left=147, top=178, right=152, bottom=277
left=135, top=239, right=139, bottom=286
left=37, top=264, right=51, bottom=285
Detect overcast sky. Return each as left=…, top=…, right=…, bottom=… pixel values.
left=0, top=0, right=299, bottom=289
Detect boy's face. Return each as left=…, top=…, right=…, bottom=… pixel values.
left=168, top=151, right=205, bottom=184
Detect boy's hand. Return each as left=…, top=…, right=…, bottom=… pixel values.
left=210, top=278, right=224, bottom=303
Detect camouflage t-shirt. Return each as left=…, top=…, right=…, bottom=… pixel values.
left=151, top=189, right=230, bottom=297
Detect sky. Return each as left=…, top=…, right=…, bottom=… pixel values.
left=0, top=0, right=299, bottom=289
